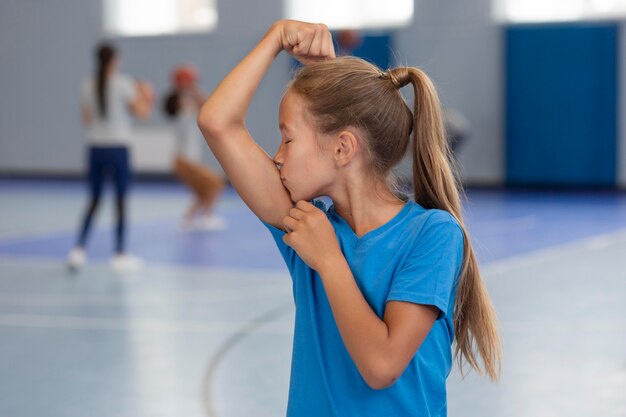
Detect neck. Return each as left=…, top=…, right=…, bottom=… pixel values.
left=329, top=174, right=405, bottom=237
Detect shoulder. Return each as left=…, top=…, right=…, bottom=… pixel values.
left=423, top=208, right=461, bottom=229
left=406, top=205, right=464, bottom=246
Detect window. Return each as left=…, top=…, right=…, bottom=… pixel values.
left=494, top=0, right=626, bottom=23
left=104, top=0, right=217, bottom=37
left=285, top=0, right=413, bottom=30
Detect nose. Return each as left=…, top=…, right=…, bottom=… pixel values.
left=273, top=145, right=284, bottom=171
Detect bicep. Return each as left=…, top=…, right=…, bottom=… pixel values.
left=205, top=127, right=293, bottom=227
left=384, top=301, right=439, bottom=372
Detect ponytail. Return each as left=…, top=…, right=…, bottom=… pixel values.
left=95, top=43, right=116, bottom=118
left=385, top=67, right=502, bottom=381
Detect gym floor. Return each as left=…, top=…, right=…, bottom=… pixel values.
left=1, top=179, right=625, bottom=417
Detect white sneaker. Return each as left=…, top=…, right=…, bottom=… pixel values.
left=67, top=247, right=86, bottom=271
left=197, top=215, right=228, bottom=231
left=110, top=254, right=144, bottom=273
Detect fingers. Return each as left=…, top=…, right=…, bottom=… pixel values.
left=317, top=26, right=335, bottom=59
left=307, top=24, right=332, bottom=58
left=285, top=32, right=297, bottom=48
left=308, top=25, right=325, bottom=57
left=325, top=30, right=336, bottom=59
left=282, top=207, right=305, bottom=232
left=289, top=207, right=306, bottom=219
left=292, top=28, right=314, bottom=56
left=283, top=215, right=298, bottom=232
left=295, top=200, right=315, bottom=212
left=282, top=203, right=314, bottom=233
left=284, top=22, right=334, bottom=62
left=318, top=29, right=329, bottom=58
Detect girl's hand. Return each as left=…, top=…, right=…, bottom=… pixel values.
left=282, top=200, right=342, bottom=272
left=275, top=20, right=335, bottom=65
left=137, top=80, right=155, bottom=103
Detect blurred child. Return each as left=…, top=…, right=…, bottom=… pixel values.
left=67, top=42, right=154, bottom=272
left=163, top=65, right=226, bottom=231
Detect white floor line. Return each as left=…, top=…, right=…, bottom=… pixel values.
left=0, top=285, right=290, bottom=307
left=0, top=255, right=290, bottom=277
left=0, top=312, right=294, bottom=335
left=201, top=303, right=293, bottom=417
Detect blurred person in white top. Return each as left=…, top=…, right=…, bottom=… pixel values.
left=67, top=42, right=154, bottom=273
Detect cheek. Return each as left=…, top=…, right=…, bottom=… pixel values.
left=284, top=147, right=305, bottom=170
left=284, top=143, right=333, bottom=181
left=304, top=155, right=335, bottom=187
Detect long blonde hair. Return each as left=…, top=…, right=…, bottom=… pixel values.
left=290, top=56, right=501, bottom=381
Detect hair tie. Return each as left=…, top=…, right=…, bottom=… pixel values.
left=381, top=68, right=410, bottom=89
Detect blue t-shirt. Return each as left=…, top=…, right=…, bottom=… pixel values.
left=264, top=200, right=464, bottom=417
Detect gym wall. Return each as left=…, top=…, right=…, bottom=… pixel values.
left=8, top=0, right=622, bottom=187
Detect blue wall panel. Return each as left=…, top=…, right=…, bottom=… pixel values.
left=344, top=33, right=391, bottom=70
left=506, top=24, right=618, bottom=186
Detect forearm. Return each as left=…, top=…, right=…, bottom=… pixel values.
left=132, top=81, right=154, bottom=120
left=134, top=100, right=151, bottom=119
left=318, top=257, right=396, bottom=388
left=198, top=23, right=283, bottom=134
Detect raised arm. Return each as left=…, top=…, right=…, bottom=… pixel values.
left=129, top=81, right=154, bottom=120
left=197, top=20, right=335, bottom=228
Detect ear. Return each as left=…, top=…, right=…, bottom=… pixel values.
left=333, top=130, right=358, bottom=166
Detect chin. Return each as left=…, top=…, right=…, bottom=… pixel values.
left=286, top=181, right=324, bottom=203
left=288, top=190, right=315, bottom=204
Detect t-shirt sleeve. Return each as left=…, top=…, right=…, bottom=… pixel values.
left=386, top=216, right=464, bottom=319
left=261, top=199, right=328, bottom=274
left=262, top=221, right=299, bottom=273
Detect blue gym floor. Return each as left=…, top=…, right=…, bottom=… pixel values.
left=1, top=179, right=625, bottom=417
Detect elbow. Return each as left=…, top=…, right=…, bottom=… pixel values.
left=197, top=107, right=226, bottom=142
left=197, top=103, right=244, bottom=142
left=361, top=362, right=402, bottom=391
left=197, top=110, right=220, bottom=141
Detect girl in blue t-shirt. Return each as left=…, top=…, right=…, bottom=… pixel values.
left=198, top=20, right=501, bottom=416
